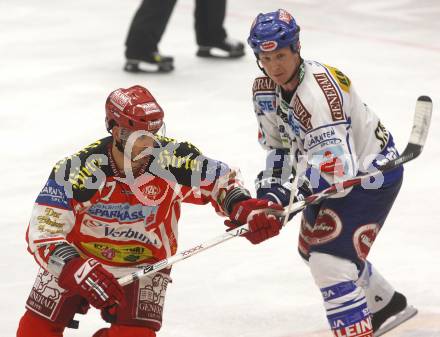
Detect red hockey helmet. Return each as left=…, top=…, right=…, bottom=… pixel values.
left=105, top=85, right=164, bottom=133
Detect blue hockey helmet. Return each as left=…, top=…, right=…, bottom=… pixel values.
left=247, top=9, right=300, bottom=55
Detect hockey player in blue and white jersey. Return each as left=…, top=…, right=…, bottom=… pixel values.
left=247, top=9, right=415, bottom=337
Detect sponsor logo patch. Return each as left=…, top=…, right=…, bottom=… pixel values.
left=288, top=113, right=301, bottom=136
left=26, top=270, right=62, bottom=319
left=309, top=145, right=348, bottom=177
left=139, top=102, right=161, bottom=114
left=252, top=77, right=276, bottom=93
left=87, top=203, right=155, bottom=223
left=80, top=241, right=154, bottom=263
left=353, top=224, right=380, bottom=260
left=36, top=207, right=65, bottom=235
left=306, top=127, right=342, bottom=150
left=256, top=94, right=277, bottom=112
left=110, top=89, right=131, bottom=111
left=300, top=208, right=343, bottom=245
left=324, top=64, right=351, bottom=93
left=36, top=179, right=69, bottom=209
left=278, top=9, right=293, bottom=24
left=374, top=120, right=390, bottom=150
left=292, top=95, right=312, bottom=131
left=314, top=73, right=344, bottom=121
left=137, top=273, right=170, bottom=321
left=260, top=40, right=278, bottom=52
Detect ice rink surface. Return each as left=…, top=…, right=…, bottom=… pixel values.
left=1, top=0, right=440, bottom=336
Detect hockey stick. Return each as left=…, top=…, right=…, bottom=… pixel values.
left=117, top=96, right=432, bottom=287
left=281, top=96, right=432, bottom=219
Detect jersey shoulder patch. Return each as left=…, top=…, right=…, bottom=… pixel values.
left=153, top=137, right=229, bottom=188
left=323, top=64, right=351, bottom=93
left=152, top=136, right=206, bottom=186
left=309, top=64, right=346, bottom=122
left=50, top=137, right=112, bottom=202
left=253, top=76, right=276, bottom=94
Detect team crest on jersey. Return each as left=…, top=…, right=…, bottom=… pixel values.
left=139, top=183, right=164, bottom=200
left=353, top=224, right=380, bottom=260
left=314, top=73, right=344, bottom=121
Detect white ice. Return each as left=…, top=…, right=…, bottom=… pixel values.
left=1, top=0, right=439, bottom=336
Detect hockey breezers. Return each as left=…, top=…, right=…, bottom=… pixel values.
left=117, top=95, right=432, bottom=287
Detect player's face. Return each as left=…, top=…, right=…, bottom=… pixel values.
left=117, top=127, right=156, bottom=162
left=258, top=47, right=300, bottom=86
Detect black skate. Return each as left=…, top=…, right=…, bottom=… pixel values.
left=372, top=291, right=418, bottom=336
left=124, top=52, right=174, bottom=73
left=196, top=38, right=245, bottom=59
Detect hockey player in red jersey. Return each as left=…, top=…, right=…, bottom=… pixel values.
left=248, top=9, right=415, bottom=337
left=16, top=85, right=283, bottom=337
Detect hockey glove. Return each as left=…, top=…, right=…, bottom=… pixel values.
left=255, top=170, right=311, bottom=220
left=58, top=257, right=124, bottom=309
left=225, top=198, right=283, bottom=244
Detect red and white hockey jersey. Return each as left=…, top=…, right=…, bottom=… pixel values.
left=27, top=136, right=244, bottom=270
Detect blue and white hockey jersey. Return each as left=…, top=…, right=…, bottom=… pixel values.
left=253, top=60, right=401, bottom=193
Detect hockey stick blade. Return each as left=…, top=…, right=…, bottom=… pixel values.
left=381, top=95, right=432, bottom=171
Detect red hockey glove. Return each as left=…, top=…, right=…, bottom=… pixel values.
left=225, top=198, right=283, bottom=244
left=58, top=257, right=124, bottom=309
